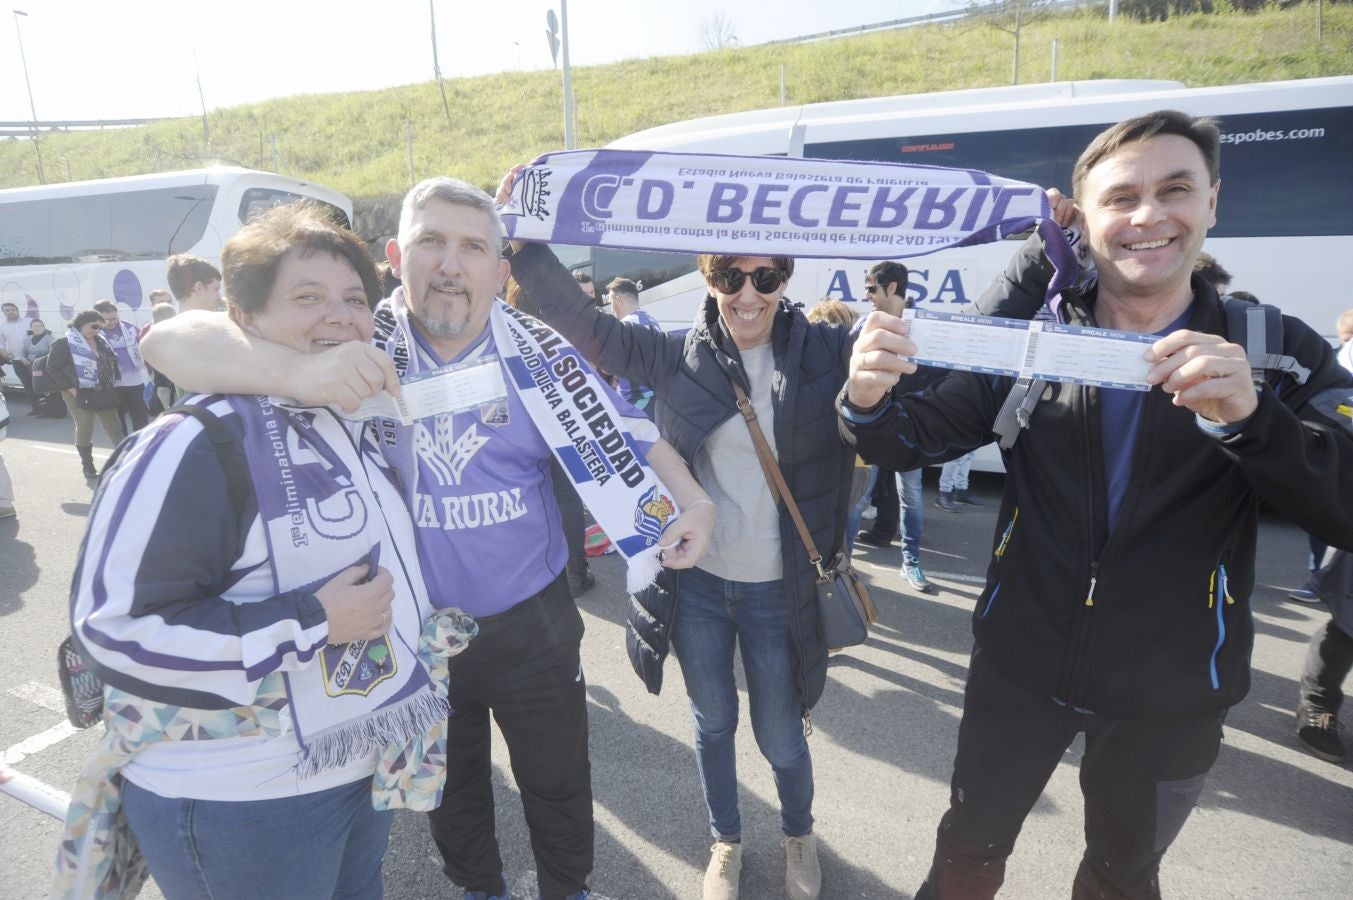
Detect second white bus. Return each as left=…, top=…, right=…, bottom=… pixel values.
left=0, top=167, right=352, bottom=387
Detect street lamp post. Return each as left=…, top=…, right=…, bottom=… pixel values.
left=12, top=9, right=44, bottom=183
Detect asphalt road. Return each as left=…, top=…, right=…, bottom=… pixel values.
left=2, top=397, right=1350, bottom=899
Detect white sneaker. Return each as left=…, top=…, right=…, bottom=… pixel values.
left=703, top=841, right=742, bottom=900
left=860, top=504, right=877, bottom=521
left=782, top=833, right=821, bottom=900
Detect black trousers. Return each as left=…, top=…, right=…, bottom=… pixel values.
left=1301, top=618, right=1353, bottom=712
left=428, top=572, right=592, bottom=899
left=868, top=465, right=900, bottom=536
left=916, top=649, right=1225, bottom=900
left=550, top=460, right=587, bottom=572
left=115, top=385, right=149, bottom=433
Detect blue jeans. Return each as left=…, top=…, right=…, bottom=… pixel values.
left=896, top=468, right=924, bottom=564
left=938, top=453, right=973, bottom=493
left=122, top=776, right=392, bottom=899
left=844, top=466, right=879, bottom=555
left=671, top=566, right=814, bottom=842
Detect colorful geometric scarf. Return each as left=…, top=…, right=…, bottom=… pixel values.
left=51, top=610, right=476, bottom=899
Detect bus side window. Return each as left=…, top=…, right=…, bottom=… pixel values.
left=239, top=188, right=351, bottom=230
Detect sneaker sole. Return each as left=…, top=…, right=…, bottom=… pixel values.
left=1297, top=736, right=1347, bottom=763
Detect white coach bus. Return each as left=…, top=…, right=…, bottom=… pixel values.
left=577, top=76, right=1352, bottom=345
left=0, top=167, right=352, bottom=387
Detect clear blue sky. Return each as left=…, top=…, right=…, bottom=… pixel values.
left=0, top=0, right=949, bottom=122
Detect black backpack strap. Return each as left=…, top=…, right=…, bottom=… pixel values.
left=171, top=403, right=252, bottom=520
left=62, top=402, right=252, bottom=729
left=1225, top=297, right=1311, bottom=387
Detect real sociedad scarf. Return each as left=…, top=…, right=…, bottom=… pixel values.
left=101, top=320, right=145, bottom=381
left=386, top=290, right=678, bottom=592
left=66, top=328, right=107, bottom=389
left=501, top=149, right=1079, bottom=311
left=225, top=394, right=446, bottom=778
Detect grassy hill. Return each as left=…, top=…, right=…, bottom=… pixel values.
left=2, top=5, right=1350, bottom=235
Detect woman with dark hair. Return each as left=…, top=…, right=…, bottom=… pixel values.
left=502, top=166, right=855, bottom=900
left=45, top=310, right=125, bottom=477
left=19, top=318, right=60, bottom=417
left=57, top=204, right=458, bottom=899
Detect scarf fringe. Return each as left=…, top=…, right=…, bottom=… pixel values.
left=625, top=545, right=663, bottom=594
left=296, top=690, right=449, bottom=780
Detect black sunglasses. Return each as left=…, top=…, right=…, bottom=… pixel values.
left=863, top=284, right=878, bottom=294
left=709, top=266, right=787, bottom=295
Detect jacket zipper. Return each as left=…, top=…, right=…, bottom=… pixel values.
left=981, top=508, right=1020, bottom=618
left=1208, top=562, right=1233, bottom=690
left=1059, top=377, right=1107, bottom=709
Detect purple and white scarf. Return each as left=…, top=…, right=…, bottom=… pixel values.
left=100, top=320, right=145, bottom=382
left=386, top=292, right=679, bottom=592
left=66, top=328, right=108, bottom=389
left=227, top=394, right=445, bottom=777
left=500, top=149, right=1080, bottom=310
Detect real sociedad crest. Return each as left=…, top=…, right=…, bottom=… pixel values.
left=633, top=485, right=675, bottom=544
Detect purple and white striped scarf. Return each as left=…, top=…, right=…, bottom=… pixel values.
left=66, top=328, right=108, bottom=389
left=501, top=149, right=1079, bottom=311
left=100, top=320, right=145, bottom=381
left=226, top=394, right=445, bottom=777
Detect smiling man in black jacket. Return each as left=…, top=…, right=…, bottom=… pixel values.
left=839, top=111, right=1353, bottom=899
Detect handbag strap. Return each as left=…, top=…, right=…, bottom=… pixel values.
left=730, top=380, right=830, bottom=578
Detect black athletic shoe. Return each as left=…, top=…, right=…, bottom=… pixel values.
left=568, top=568, right=597, bottom=598
left=1296, top=703, right=1346, bottom=763
left=855, top=529, right=897, bottom=547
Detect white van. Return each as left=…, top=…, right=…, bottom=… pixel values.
left=0, top=167, right=352, bottom=388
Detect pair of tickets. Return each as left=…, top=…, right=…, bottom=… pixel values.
left=339, top=309, right=1155, bottom=425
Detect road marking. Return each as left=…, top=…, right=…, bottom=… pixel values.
left=2, top=721, right=78, bottom=766
left=32, top=445, right=110, bottom=459
left=8, top=682, right=68, bottom=714
left=3, top=682, right=83, bottom=767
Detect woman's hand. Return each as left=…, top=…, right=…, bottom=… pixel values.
left=497, top=163, right=529, bottom=255
left=315, top=565, right=395, bottom=644
left=657, top=499, right=715, bottom=569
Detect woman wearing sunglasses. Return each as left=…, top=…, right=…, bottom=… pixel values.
left=506, top=185, right=855, bottom=900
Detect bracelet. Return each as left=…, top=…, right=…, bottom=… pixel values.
left=682, top=498, right=714, bottom=512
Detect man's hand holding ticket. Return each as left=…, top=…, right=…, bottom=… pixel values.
left=847, top=308, right=1164, bottom=413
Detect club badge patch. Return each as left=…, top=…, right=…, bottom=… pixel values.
left=633, top=485, right=675, bottom=544
left=320, top=636, right=397, bottom=697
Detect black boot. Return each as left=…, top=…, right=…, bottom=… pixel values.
left=954, top=488, right=985, bottom=508
left=567, top=558, right=596, bottom=598
left=78, top=445, right=98, bottom=479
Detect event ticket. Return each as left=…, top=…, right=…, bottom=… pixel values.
left=902, top=309, right=1156, bottom=391
left=350, top=355, right=509, bottom=423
